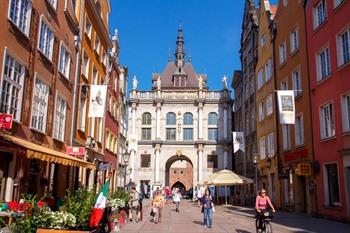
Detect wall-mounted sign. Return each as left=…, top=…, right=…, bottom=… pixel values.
left=0, top=114, right=13, bottom=129
left=295, top=163, right=312, bottom=176
left=66, top=146, right=85, bottom=157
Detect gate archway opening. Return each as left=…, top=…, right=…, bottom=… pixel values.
left=165, top=154, right=193, bottom=192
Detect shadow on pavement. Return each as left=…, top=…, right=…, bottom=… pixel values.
left=192, top=220, right=203, bottom=226
left=236, top=230, right=253, bottom=233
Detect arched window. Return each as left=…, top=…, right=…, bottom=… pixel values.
left=166, top=112, right=177, bottom=125
left=208, top=112, right=218, bottom=125
left=142, top=112, right=152, bottom=125
left=183, top=112, right=193, bottom=125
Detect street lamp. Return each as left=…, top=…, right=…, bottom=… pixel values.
left=121, top=150, right=130, bottom=190
left=253, top=155, right=258, bottom=194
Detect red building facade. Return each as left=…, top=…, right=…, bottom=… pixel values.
left=305, top=0, right=350, bottom=222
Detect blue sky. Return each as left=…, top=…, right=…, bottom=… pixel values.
left=109, top=0, right=277, bottom=91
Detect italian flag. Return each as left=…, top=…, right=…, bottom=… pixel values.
left=89, top=181, right=109, bottom=227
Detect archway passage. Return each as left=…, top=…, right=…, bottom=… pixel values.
left=165, top=155, right=193, bottom=192
left=171, top=181, right=186, bottom=193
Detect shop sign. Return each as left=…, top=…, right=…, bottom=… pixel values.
left=66, top=146, right=85, bottom=157
left=284, top=149, right=308, bottom=162
left=0, top=114, right=13, bottom=129
left=295, top=163, right=312, bottom=176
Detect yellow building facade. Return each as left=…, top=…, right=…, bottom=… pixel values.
left=256, top=0, right=280, bottom=208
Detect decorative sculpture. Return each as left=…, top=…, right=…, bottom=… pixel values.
left=157, top=75, right=161, bottom=90
left=222, top=75, right=228, bottom=89
left=198, top=75, right=203, bottom=90
left=132, top=75, right=138, bottom=90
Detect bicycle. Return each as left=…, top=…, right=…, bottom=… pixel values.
left=255, top=210, right=273, bottom=233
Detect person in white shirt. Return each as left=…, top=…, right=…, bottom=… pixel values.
left=173, top=188, right=182, bottom=212
left=197, top=186, right=203, bottom=206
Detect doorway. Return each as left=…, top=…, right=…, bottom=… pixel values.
left=0, top=152, right=11, bottom=201
left=165, top=154, right=193, bottom=192
left=345, top=166, right=350, bottom=220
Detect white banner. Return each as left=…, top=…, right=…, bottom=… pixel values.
left=232, top=132, right=245, bottom=153
left=128, top=134, right=138, bottom=153
left=88, top=85, right=108, bottom=118
left=277, top=90, right=295, bottom=124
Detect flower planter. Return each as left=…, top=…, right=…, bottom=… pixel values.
left=36, top=230, right=89, bottom=233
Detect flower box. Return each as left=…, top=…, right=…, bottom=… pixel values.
left=36, top=230, right=90, bottom=233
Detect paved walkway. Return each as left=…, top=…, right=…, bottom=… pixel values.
left=118, top=200, right=350, bottom=233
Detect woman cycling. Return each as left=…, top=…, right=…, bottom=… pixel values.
left=255, top=188, right=275, bottom=229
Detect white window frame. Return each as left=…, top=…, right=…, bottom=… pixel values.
left=279, top=41, right=287, bottom=65
left=85, top=15, right=92, bottom=39
left=53, top=93, right=67, bottom=141
left=30, top=75, right=49, bottom=133
left=281, top=80, right=288, bottom=90
left=47, top=0, right=57, bottom=9
left=0, top=48, right=25, bottom=122
left=266, top=94, right=273, bottom=116
left=320, top=102, right=336, bottom=139
left=94, top=35, right=100, bottom=54
left=259, top=101, right=265, bottom=122
left=258, top=69, right=264, bottom=89
left=259, top=136, right=266, bottom=160
left=8, top=0, right=32, bottom=36
left=295, top=113, right=304, bottom=146
left=261, top=34, right=266, bottom=47
left=292, top=67, right=302, bottom=97
left=282, top=125, right=291, bottom=150
left=37, top=15, right=54, bottom=61
left=97, top=118, right=103, bottom=143
left=341, top=93, right=350, bottom=132
left=82, top=49, right=89, bottom=78
left=313, top=0, right=327, bottom=29
left=337, top=27, right=350, bottom=67
left=290, top=28, right=299, bottom=53
left=265, top=59, right=272, bottom=81
left=334, top=0, right=344, bottom=8
left=78, top=83, right=87, bottom=131
left=316, top=46, right=331, bottom=81
left=58, top=42, right=71, bottom=79
left=267, top=132, right=275, bottom=156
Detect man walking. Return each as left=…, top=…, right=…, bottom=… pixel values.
left=173, top=188, right=181, bottom=212
left=130, top=187, right=140, bottom=223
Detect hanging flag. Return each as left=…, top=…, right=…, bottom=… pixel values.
left=232, top=132, right=245, bottom=153
left=88, top=85, right=108, bottom=118
left=89, top=180, right=109, bottom=227
left=277, top=90, right=295, bottom=124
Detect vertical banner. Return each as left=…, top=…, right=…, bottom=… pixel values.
left=277, top=90, right=295, bottom=124
left=88, top=85, right=108, bottom=118
left=128, top=134, right=138, bottom=153
left=232, top=132, right=245, bottom=153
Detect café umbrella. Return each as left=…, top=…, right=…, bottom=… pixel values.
left=210, top=169, right=254, bottom=205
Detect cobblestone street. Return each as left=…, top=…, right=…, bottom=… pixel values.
left=118, top=200, right=350, bottom=233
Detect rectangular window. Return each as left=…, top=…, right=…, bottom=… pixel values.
left=78, top=84, right=87, bottom=131
left=259, top=101, right=265, bottom=121
left=266, top=94, right=273, bottom=116
left=94, top=35, right=100, bottom=54
left=8, top=0, right=32, bottom=36
left=341, top=94, right=350, bottom=132
left=261, top=34, right=266, bottom=47
left=257, top=69, right=264, bottom=89
left=338, top=29, right=350, bottom=66
left=85, top=16, right=92, bottom=38
left=102, top=49, right=108, bottom=66
left=317, top=47, right=331, bottom=81
left=97, top=118, right=103, bottom=142
left=279, top=42, right=287, bottom=64
left=141, top=128, right=151, bottom=140
left=47, top=0, right=57, bottom=9
left=141, top=154, right=151, bottom=168
left=82, top=50, right=89, bottom=77
left=259, top=136, right=266, bottom=160
left=334, top=0, right=344, bottom=8
left=282, top=125, right=291, bottom=150
left=325, top=163, right=340, bottom=206
left=295, top=114, right=304, bottom=146
left=38, top=17, right=54, bottom=60
left=31, top=77, right=49, bottom=133
left=58, top=43, right=71, bottom=79
left=267, top=133, right=275, bottom=156
left=0, top=51, right=25, bottom=121
left=207, top=154, right=218, bottom=169
left=320, top=103, right=335, bottom=139
left=290, top=29, right=299, bottom=53
left=183, top=128, right=193, bottom=141
left=208, top=128, right=218, bottom=141
left=166, top=128, right=176, bottom=140
left=53, top=95, right=67, bottom=141
left=292, top=68, right=302, bottom=97
left=281, top=80, right=288, bottom=90
left=313, top=0, right=327, bottom=29
left=265, top=59, right=272, bottom=81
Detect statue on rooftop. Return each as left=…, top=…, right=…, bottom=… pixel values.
left=132, top=75, right=138, bottom=90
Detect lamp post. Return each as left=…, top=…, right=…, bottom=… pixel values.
left=121, top=150, right=130, bottom=190
left=253, top=155, right=258, bottom=194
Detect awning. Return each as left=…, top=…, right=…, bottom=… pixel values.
left=210, top=169, right=254, bottom=186
left=0, top=133, right=96, bottom=170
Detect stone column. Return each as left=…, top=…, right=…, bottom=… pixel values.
left=197, top=144, right=204, bottom=182
left=130, top=150, right=135, bottom=182
left=131, top=103, right=137, bottom=135
left=224, top=106, right=228, bottom=139
left=198, top=103, right=203, bottom=140
left=155, top=144, right=161, bottom=184
left=224, top=150, right=229, bottom=169
left=156, top=103, right=161, bottom=139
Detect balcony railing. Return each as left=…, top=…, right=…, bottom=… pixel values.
left=130, top=90, right=230, bottom=101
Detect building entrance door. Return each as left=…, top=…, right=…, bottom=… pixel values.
left=345, top=166, right=350, bottom=221
left=0, top=152, right=11, bottom=201
left=165, top=155, right=193, bottom=192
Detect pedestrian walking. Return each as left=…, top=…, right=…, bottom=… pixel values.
left=173, top=188, right=181, bottom=212
left=197, top=186, right=203, bottom=206
left=152, top=190, right=165, bottom=224
left=130, top=187, right=140, bottom=223
left=200, top=188, right=213, bottom=228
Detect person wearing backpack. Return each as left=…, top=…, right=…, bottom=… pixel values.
left=130, top=187, right=140, bottom=223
